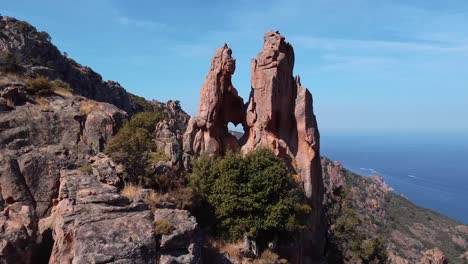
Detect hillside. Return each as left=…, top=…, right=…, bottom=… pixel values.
left=322, top=157, right=467, bottom=263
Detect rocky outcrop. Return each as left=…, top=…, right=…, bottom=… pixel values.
left=418, top=248, right=446, bottom=264
left=43, top=163, right=157, bottom=263
left=183, top=31, right=325, bottom=261
left=242, top=32, right=324, bottom=261
left=154, top=209, right=201, bottom=263
left=0, top=82, right=126, bottom=216
left=0, top=79, right=127, bottom=262
left=182, top=44, right=245, bottom=168
left=89, top=153, right=124, bottom=187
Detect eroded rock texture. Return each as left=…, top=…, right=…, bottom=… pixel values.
left=0, top=81, right=126, bottom=262
left=43, top=164, right=157, bottom=263
left=183, top=31, right=325, bottom=261
left=182, top=44, right=245, bottom=168
left=154, top=209, right=201, bottom=264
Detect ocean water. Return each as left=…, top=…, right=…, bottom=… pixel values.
left=321, top=132, right=468, bottom=224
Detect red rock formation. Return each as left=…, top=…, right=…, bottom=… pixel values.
left=183, top=31, right=325, bottom=261
left=242, top=31, right=325, bottom=262
left=183, top=44, right=244, bottom=167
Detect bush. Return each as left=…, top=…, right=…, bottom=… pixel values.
left=121, top=184, right=143, bottom=201
left=154, top=219, right=175, bottom=235
left=26, top=76, right=74, bottom=95
left=130, top=94, right=154, bottom=112
left=26, top=76, right=54, bottom=94
left=104, top=111, right=166, bottom=186
left=190, top=149, right=311, bottom=242
left=78, top=164, right=93, bottom=174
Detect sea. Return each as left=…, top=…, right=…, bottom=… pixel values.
left=321, top=132, right=468, bottom=224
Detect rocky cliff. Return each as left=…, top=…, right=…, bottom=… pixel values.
left=183, top=31, right=325, bottom=262
left=0, top=16, right=195, bottom=264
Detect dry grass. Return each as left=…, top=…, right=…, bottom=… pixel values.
left=0, top=73, right=24, bottom=85
left=120, top=184, right=143, bottom=201
left=205, top=239, right=288, bottom=264
left=79, top=100, right=98, bottom=115
left=143, top=191, right=160, bottom=207
left=154, top=219, right=175, bottom=235
left=209, top=239, right=244, bottom=262
left=35, top=97, right=50, bottom=111
left=253, top=249, right=288, bottom=264
left=54, top=87, right=73, bottom=97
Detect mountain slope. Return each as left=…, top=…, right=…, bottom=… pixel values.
left=322, top=157, right=467, bottom=263
left=0, top=16, right=147, bottom=114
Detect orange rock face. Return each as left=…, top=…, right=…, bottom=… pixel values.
left=183, top=31, right=325, bottom=260
left=182, top=44, right=244, bottom=167
left=242, top=31, right=324, bottom=261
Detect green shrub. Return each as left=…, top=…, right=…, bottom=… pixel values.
left=190, top=149, right=311, bottom=242
left=130, top=94, right=154, bottom=112
left=26, top=76, right=54, bottom=94
left=148, top=151, right=168, bottom=165
left=154, top=219, right=175, bottom=235
left=78, top=164, right=93, bottom=174
left=25, top=76, right=73, bottom=95
left=104, top=111, right=166, bottom=186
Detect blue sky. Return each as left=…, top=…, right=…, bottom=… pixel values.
left=2, top=0, right=468, bottom=133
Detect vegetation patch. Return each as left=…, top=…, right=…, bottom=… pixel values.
left=78, top=164, right=93, bottom=174
left=26, top=76, right=54, bottom=94
left=79, top=100, right=98, bottom=115
left=190, top=149, right=311, bottom=244
left=154, top=219, right=175, bottom=235
left=26, top=76, right=74, bottom=95
left=121, top=184, right=143, bottom=201
left=325, top=185, right=386, bottom=263
left=130, top=94, right=154, bottom=112
left=104, top=111, right=167, bottom=187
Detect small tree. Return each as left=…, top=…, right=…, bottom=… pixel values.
left=190, top=149, right=311, bottom=242
left=25, top=76, right=54, bottom=94
left=104, top=111, right=166, bottom=186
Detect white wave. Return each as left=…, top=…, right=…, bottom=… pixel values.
left=359, top=168, right=379, bottom=174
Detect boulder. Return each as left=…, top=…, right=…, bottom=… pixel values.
left=0, top=156, right=37, bottom=263
left=89, top=153, right=123, bottom=187
left=418, top=248, right=446, bottom=264
left=45, top=167, right=157, bottom=263
left=154, top=209, right=201, bottom=264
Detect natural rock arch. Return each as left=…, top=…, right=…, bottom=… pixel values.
left=182, top=31, right=325, bottom=261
